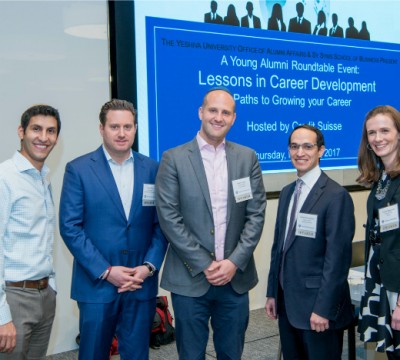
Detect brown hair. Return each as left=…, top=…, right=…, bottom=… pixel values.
left=357, top=105, right=400, bottom=186
left=99, top=99, right=137, bottom=126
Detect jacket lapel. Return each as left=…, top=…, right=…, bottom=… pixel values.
left=128, top=152, right=144, bottom=224
left=225, top=141, right=236, bottom=223
left=90, top=146, right=126, bottom=220
left=187, top=138, right=213, bottom=218
left=284, top=172, right=327, bottom=252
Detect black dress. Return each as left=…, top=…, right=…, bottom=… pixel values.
left=358, top=176, right=400, bottom=355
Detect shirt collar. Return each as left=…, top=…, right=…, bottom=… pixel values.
left=196, top=132, right=226, bottom=150
left=298, top=165, right=321, bottom=189
left=102, top=145, right=133, bottom=165
left=13, top=151, right=49, bottom=177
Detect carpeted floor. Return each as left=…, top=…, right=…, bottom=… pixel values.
left=46, top=308, right=365, bottom=359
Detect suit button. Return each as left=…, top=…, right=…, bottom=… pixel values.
left=210, top=229, right=214, bottom=235
left=121, top=250, right=129, bottom=255
left=380, top=258, right=384, bottom=264
left=127, top=225, right=131, bottom=230
left=210, top=252, right=215, bottom=257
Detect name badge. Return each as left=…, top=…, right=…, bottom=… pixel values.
left=295, top=213, right=317, bottom=238
left=142, top=184, right=156, bottom=206
left=232, top=177, right=253, bottom=203
left=379, top=204, right=399, bottom=233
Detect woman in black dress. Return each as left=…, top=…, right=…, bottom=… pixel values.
left=357, top=105, right=400, bottom=359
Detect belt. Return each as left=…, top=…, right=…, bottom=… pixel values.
left=6, top=277, right=49, bottom=290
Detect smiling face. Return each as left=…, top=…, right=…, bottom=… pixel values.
left=366, top=113, right=400, bottom=170
left=198, top=90, right=236, bottom=148
left=100, top=109, right=137, bottom=163
left=18, top=115, right=59, bottom=170
left=289, top=128, right=325, bottom=177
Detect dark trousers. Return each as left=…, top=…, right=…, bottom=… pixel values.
left=78, top=293, right=156, bottom=360
left=172, top=284, right=249, bottom=360
left=278, top=287, right=344, bottom=360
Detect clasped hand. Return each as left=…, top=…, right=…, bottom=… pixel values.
left=204, top=260, right=237, bottom=286
left=106, top=265, right=151, bottom=293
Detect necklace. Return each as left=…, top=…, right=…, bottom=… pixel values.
left=375, top=171, right=391, bottom=200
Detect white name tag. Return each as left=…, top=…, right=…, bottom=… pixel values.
left=142, top=184, right=156, bottom=206
left=232, top=177, right=253, bottom=203
left=379, top=204, right=399, bottom=233
left=295, top=213, right=317, bottom=238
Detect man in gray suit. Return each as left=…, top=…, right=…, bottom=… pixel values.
left=156, top=87, right=266, bottom=359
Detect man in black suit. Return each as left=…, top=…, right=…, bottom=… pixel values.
left=204, top=0, right=223, bottom=24
left=241, top=2, right=261, bottom=28
left=265, top=125, right=355, bottom=359
left=329, top=13, right=344, bottom=37
left=288, top=2, right=311, bottom=34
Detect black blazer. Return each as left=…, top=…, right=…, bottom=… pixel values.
left=365, top=175, right=400, bottom=292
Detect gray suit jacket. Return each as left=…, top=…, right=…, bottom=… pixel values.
left=156, top=138, right=266, bottom=297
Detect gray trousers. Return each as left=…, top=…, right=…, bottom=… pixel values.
left=0, top=286, right=56, bottom=360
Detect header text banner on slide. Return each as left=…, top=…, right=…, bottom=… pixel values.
left=146, top=17, right=399, bottom=173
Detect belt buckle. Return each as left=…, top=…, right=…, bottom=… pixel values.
left=38, top=279, right=46, bottom=290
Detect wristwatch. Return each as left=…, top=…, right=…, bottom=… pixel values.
left=143, top=262, right=155, bottom=276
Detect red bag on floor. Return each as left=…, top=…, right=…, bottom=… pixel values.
left=109, top=336, right=119, bottom=358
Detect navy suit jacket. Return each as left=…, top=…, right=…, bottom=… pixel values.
left=267, top=172, right=355, bottom=330
left=60, top=146, right=167, bottom=303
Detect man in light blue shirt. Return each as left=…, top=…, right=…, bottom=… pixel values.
left=0, top=105, right=61, bottom=359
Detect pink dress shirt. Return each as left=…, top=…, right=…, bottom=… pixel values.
left=197, top=134, right=228, bottom=261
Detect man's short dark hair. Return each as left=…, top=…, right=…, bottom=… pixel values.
left=289, top=124, right=325, bottom=148
left=99, top=99, right=137, bottom=126
left=20, top=104, right=61, bottom=136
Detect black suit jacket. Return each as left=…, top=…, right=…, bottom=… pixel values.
left=204, top=12, right=223, bottom=24
left=241, top=15, right=261, bottom=28
left=267, top=18, right=286, bottom=31
left=365, top=175, right=400, bottom=292
left=313, top=25, right=327, bottom=36
left=267, top=172, right=355, bottom=330
left=288, top=17, right=311, bottom=34
left=329, top=26, right=344, bottom=37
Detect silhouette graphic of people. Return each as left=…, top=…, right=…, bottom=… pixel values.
left=223, top=4, right=240, bottom=26
left=268, top=3, right=286, bottom=31
left=241, top=1, right=261, bottom=28
left=359, top=21, right=370, bottom=40
left=345, top=17, right=359, bottom=39
left=204, top=0, right=223, bottom=24
left=329, top=13, right=344, bottom=37
left=288, top=2, right=311, bottom=34
left=313, top=10, right=327, bottom=35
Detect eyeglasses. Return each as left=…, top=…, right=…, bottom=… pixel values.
left=288, top=143, right=318, bottom=151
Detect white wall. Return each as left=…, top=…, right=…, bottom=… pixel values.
left=0, top=1, right=110, bottom=354
left=0, top=0, right=371, bottom=355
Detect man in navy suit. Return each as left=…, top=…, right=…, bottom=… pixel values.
left=265, top=125, right=355, bottom=359
left=60, top=99, right=167, bottom=360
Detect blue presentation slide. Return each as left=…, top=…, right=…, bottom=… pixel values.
left=145, top=16, right=399, bottom=173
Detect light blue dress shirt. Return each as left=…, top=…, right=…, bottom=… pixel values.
left=0, top=151, right=56, bottom=325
